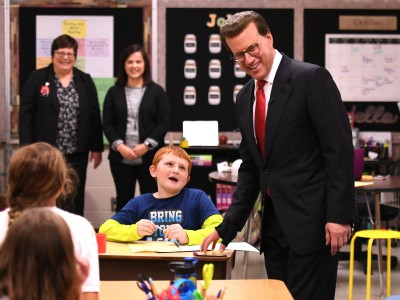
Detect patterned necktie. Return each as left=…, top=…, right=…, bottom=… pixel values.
left=255, top=80, right=267, bottom=158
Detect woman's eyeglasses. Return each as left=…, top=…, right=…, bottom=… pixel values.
left=230, top=44, right=260, bottom=63
left=54, top=51, right=75, bottom=58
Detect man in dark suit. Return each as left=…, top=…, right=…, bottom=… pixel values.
left=201, top=11, right=354, bottom=300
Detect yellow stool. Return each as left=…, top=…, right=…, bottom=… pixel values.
left=348, top=229, right=400, bottom=300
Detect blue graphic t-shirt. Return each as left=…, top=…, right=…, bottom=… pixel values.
left=111, top=187, right=219, bottom=241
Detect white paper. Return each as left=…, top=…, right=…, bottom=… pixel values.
left=178, top=242, right=259, bottom=253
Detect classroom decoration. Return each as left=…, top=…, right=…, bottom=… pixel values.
left=166, top=8, right=294, bottom=131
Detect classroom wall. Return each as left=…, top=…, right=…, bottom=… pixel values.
left=2, top=0, right=400, bottom=227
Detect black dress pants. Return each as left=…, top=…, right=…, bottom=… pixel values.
left=261, top=198, right=339, bottom=300
left=110, top=161, right=157, bottom=212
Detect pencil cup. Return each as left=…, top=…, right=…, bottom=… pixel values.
left=96, top=233, right=107, bottom=253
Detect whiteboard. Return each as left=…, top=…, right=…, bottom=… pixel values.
left=325, top=34, right=400, bottom=101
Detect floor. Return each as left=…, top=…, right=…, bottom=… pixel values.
left=231, top=242, right=400, bottom=299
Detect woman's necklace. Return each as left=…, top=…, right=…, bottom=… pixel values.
left=126, top=86, right=145, bottom=131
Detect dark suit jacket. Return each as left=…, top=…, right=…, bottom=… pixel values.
left=217, top=54, right=354, bottom=255
left=102, top=82, right=170, bottom=165
left=19, top=64, right=104, bottom=153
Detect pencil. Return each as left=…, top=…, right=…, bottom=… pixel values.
left=148, top=277, right=158, bottom=300
left=200, top=282, right=206, bottom=298
left=219, top=287, right=227, bottom=300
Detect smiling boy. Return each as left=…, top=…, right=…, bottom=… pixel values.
left=99, top=146, right=223, bottom=245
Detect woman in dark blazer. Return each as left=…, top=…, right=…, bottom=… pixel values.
left=103, top=44, right=170, bottom=212
left=19, top=34, right=104, bottom=217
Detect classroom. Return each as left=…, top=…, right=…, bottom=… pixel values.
left=1, top=1, right=400, bottom=299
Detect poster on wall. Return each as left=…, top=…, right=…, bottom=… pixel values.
left=36, top=15, right=115, bottom=144
left=166, top=8, right=294, bottom=131
left=18, top=7, right=144, bottom=143
left=36, top=15, right=114, bottom=78
left=325, top=34, right=400, bottom=102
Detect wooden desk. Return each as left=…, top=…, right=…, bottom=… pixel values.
left=100, top=279, right=293, bottom=300
left=355, top=175, right=400, bottom=229
left=99, top=241, right=235, bottom=281
left=208, top=171, right=237, bottom=187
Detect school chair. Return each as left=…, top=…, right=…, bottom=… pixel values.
left=349, top=229, right=400, bottom=300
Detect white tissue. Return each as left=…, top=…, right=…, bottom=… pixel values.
left=217, top=161, right=232, bottom=173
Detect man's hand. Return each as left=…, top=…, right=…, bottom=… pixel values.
left=201, top=230, right=223, bottom=252
left=90, top=152, right=102, bottom=169
left=325, top=222, right=352, bottom=255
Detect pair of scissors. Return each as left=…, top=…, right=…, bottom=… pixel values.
left=137, top=274, right=155, bottom=300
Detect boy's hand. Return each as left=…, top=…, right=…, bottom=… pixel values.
left=164, top=224, right=188, bottom=245
left=137, top=219, right=156, bottom=237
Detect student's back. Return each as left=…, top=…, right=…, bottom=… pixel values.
left=0, top=206, right=99, bottom=290
left=0, top=208, right=86, bottom=300
left=0, top=142, right=99, bottom=299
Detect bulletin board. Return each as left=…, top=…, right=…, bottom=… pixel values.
left=304, top=9, right=400, bottom=131
left=166, top=8, right=294, bottom=131
left=35, top=15, right=114, bottom=78
left=18, top=7, right=144, bottom=99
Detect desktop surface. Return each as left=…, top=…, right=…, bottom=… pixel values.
left=100, top=279, right=294, bottom=300
left=99, top=241, right=235, bottom=281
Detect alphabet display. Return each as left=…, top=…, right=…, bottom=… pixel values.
left=166, top=8, right=294, bottom=131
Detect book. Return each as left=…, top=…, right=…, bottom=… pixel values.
left=189, top=154, right=213, bottom=166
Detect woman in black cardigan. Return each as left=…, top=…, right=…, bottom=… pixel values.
left=19, top=34, right=104, bottom=217
left=103, top=44, right=170, bottom=211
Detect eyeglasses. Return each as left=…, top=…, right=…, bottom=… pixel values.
left=54, top=51, right=75, bottom=58
left=231, top=43, right=260, bottom=63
